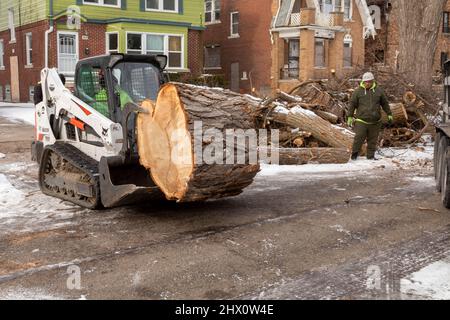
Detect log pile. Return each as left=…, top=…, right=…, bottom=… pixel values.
left=135, top=72, right=438, bottom=204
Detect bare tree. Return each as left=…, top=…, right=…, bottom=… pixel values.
left=396, top=0, right=446, bottom=91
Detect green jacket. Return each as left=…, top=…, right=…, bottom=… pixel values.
left=349, top=82, right=392, bottom=124
left=93, top=87, right=134, bottom=118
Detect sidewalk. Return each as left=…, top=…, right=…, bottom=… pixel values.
left=0, top=102, right=35, bottom=126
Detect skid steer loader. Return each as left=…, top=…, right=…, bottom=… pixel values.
left=32, top=54, right=168, bottom=209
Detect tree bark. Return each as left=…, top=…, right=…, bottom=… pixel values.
left=137, top=83, right=260, bottom=202
left=271, top=106, right=355, bottom=151
left=396, top=0, right=446, bottom=91
left=262, top=148, right=350, bottom=165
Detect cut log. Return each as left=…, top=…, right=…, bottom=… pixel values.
left=381, top=103, right=408, bottom=125
left=314, top=110, right=339, bottom=124
left=271, top=106, right=356, bottom=152
left=261, top=147, right=350, bottom=165
left=137, top=83, right=260, bottom=202
left=276, top=90, right=303, bottom=104
left=403, top=91, right=417, bottom=106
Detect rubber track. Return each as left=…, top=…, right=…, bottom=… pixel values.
left=39, top=143, right=101, bottom=209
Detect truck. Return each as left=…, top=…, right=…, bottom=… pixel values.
left=434, top=60, right=450, bottom=208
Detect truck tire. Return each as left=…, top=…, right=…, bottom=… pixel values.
left=442, top=147, right=450, bottom=209
left=434, top=131, right=442, bottom=180
left=436, top=136, right=449, bottom=192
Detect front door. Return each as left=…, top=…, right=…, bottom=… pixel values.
left=230, top=62, right=240, bottom=92
left=58, top=32, right=79, bottom=76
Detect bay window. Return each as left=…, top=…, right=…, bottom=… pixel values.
left=127, top=33, right=184, bottom=69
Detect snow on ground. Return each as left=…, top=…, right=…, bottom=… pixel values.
left=0, top=287, right=64, bottom=300
left=0, top=162, right=82, bottom=235
left=0, top=102, right=34, bottom=125
left=0, top=174, right=25, bottom=210
left=401, top=255, right=450, bottom=299
left=259, top=146, right=433, bottom=178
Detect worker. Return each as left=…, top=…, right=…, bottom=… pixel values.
left=347, top=72, right=393, bottom=161
left=94, top=70, right=134, bottom=117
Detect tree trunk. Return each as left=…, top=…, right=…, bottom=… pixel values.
left=271, top=106, right=355, bottom=151
left=262, top=148, right=350, bottom=165
left=396, top=0, right=446, bottom=91
left=137, top=83, right=260, bottom=202
left=381, top=103, right=408, bottom=124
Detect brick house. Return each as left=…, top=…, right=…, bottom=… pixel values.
left=0, top=0, right=205, bottom=103
left=366, top=0, right=450, bottom=77
left=203, top=0, right=274, bottom=96
left=271, top=0, right=376, bottom=93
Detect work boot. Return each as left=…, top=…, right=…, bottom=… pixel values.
left=367, top=156, right=379, bottom=161
left=351, top=152, right=359, bottom=161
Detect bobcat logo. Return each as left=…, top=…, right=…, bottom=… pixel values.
left=102, top=128, right=109, bottom=137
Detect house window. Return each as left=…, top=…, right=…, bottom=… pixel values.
left=8, top=8, right=16, bottom=43
left=204, top=45, right=221, bottom=69
left=285, top=39, right=300, bottom=79
left=147, top=35, right=165, bottom=55
left=83, top=0, right=121, bottom=8
left=444, top=12, right=450, bottom=34
left=168, top=36, right=182, bottom=68
left=127, top=33, right=184, bottom=69
left=230, top=12, right=239, bottom=37
left=107, top=33, right=119, bottom=53
left=127, top=33, right=142, bottom=54
left=320, top=0, right=334, bottom=15
left=344, top=0, right=352, bottom=20
left=315, top=39, right=325, bottom=67
left=205, top=0, right=221, bottom=23
left=146, top=0, right=178, bottom=12
left=319, top=0, right=349, bottom=15
left=343, top=43, right=352, bottom=67
left=25, top=33, right=33, bottom=66
left=0, top=40, right=4, bottom=69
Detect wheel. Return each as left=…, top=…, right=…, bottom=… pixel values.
left=434, top=131, right=442, bottom=180
left=442, top=147, right=450, bottom=209
left=436, top=136, right=449, bottom=192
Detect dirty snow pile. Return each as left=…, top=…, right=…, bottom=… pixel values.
left=401, top=255, right=450, bottom=299
left=260, top=145, right=433, bottom=178
left=0, top=174, right=25, bottom=209
left=0, top=102, right=34, bottom=125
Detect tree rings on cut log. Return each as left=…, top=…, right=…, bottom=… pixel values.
left=137, top=83, right=260, bottom=202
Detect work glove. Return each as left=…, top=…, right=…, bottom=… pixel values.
left=388, top=115, right=394, bottom=125
left=347, top=117, right=354, bottom=127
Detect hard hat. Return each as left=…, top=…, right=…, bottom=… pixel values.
left=362, top=72, right=375, bottom=82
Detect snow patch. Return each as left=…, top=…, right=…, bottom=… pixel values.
left=274, top=105, right=289, bottom=115
left=0, top=287, right=64, bottom=300
left=290, top=106, right=316, bottom=118
left=0, top=174, right=25, bottom=209
left=0, top=103, right=35, bottom=125
left=401, top=256, right=450, bottom=299
left=259, top=146, right=433, bottom=178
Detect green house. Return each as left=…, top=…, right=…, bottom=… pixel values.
left=0, top=0, right=205, bottom=102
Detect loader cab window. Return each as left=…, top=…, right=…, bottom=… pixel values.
left=112, top=62, right=161, bottom=103
left=76, top=65, right=110, bottom=118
